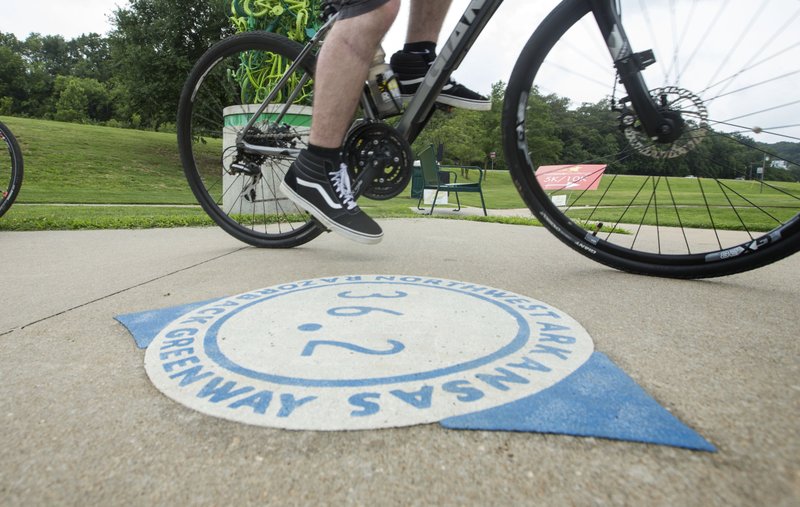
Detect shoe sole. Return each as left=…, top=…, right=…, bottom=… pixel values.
left=401, top=94, right=492, bottom=112
left=279, top=181, right=383, bottom=245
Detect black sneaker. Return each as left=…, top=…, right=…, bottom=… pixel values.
left=389, top=50, right=491, bottom=111
left=280, top=150, right=383, bottom=244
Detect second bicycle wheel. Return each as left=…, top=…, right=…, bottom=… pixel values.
left=177, top=32, right=323, bottom=248
left=503, top=0, right=800, bottom=278
left=0, top=120, right=23, bottom=218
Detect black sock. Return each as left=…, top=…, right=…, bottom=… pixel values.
left=307, top=143, right=341, bottom=162
left=403, top=41, right=437, bottom=62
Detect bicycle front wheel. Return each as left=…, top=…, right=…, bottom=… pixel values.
left=177, top=32, right=323, bottom=248
left=503, top=0, right=800, bottom=278
left=0, top=120, right=23, bottom=218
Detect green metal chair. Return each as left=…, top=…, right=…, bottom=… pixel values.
left=416, top=145, right=487, bottom=216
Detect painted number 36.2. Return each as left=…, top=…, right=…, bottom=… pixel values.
left=301, top=290, right=408, bottom=357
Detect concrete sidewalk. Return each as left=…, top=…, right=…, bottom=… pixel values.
left=1, top=219, right=798, bottom=506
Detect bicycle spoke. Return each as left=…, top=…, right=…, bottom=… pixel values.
left=675, top=1, right=726, bottom=87
left=664, top=177, right=692, bottom=253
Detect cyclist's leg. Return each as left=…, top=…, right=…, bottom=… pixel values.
left=390, top=0, right=491, bottom=111
left=405, top=0, right=452, bottom=43
left=281, top=0, right=400, bottom=244
left=309, top=0, right=400, bottom=149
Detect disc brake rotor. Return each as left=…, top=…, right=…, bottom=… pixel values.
left=622, top=86, right=709, bottom=159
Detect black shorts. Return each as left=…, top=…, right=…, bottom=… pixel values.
left=331, top=0, right=392, bottom=19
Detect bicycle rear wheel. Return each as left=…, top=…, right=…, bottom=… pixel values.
left=0, top=120, right=23, bottom=218
left=503, top=0, right=800, bottom=278
left=177, top=32, right=323, bottom=248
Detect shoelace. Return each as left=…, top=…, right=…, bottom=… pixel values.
left=329, top=163, right=357, bottom=210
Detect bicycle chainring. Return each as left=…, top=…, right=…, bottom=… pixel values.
left=620, top=86, right=709, bottom=159
left=342, top=121, right=414, bottom=200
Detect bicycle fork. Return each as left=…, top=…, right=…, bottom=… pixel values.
left=590, top=0, right=679, bottom=142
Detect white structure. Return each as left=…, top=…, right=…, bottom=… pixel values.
left=222, top=104, right=312, bottom=215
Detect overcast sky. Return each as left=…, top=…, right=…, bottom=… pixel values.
left=0, top=0, right=563, bottom=95
left=1, top=0, right=797, bottom=141
left=1, top=0, right=124, bottom=39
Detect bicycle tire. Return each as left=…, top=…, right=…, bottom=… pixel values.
left=177, top=31, right=323, bottom=248
left=502, top=0, right=800, bottom=278
left=0, top=120, right=23, bottom=218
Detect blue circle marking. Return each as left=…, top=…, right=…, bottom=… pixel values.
left=202, top=281, right=531, bottom=388
left=145, top=275, right=596, bottom=431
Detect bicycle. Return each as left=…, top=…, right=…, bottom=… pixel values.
left=177, top=0, right=800, bottom=278
left=0, top=120, right=23, bottom=218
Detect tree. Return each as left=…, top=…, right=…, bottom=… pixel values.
left=524, top=90, right=563, bottom=166
left=13, top=34, right=75, bottom=117
left=477, top=81, right=505, bottom=169
left=22, top=34, right=73, bottom=76
left=108, top=0, right=232, bottom=128
left=68, top=33, right=113, bottom=82
left=0, top=46, right=26, bottom=113
left=410, top=81, right=506, bottom=171
left=53, top=76, right=112, bottom=123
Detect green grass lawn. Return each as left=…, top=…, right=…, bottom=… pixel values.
left=2, top=116, right=196, bottom=205
left=552, top=174, right=799, bottom=232
left=1, top=116, right=797, bottom=233
left=0, top=205, right=214, bottom=231
left=0, top=116, right=529, bottom=230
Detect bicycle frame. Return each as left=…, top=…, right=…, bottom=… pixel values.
left=241, top=0, right=669, bottom=157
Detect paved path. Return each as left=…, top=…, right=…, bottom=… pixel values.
left=1, top=219, right=798, bottom=506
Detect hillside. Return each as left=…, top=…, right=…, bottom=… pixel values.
left=0, top=116, right=526, bottom=230
left=1, top=116, right=195, bottom=204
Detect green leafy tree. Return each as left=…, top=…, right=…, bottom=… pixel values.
left=0, top=33, right=22, bottom=52
left=410, top=81, right=505, bottom=171
left=0, top=31, right=116, bottom=119
left=477, top=81, right=505, bottom=170
left=23, top=34, right=73, bottom=76
left=0, top=46, right=27, bottom=113
left=109, top=0, right=232, bottom=128
left=68, top=33, right=113, bottom=82
left=53, top=76, right=112, bottom=123
left=13, top=34, right=75, bottom=117
left=524, top=90, right=563, bottom=166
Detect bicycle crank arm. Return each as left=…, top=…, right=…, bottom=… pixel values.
left=351, top=156, right=384, bottom=199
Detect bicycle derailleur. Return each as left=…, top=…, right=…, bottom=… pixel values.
left=228, top=123, right=301, bottom=202
left=342, top=121, right=414, bottom=201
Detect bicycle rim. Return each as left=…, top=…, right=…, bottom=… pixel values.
left=177, top=32, right=323, bottom=248
left=503, top=0, right=800, bottom=278
left=0, top=121, right=23, bottom=218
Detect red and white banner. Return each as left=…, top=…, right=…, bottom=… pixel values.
left=535, top=164, right=607, bottom=191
